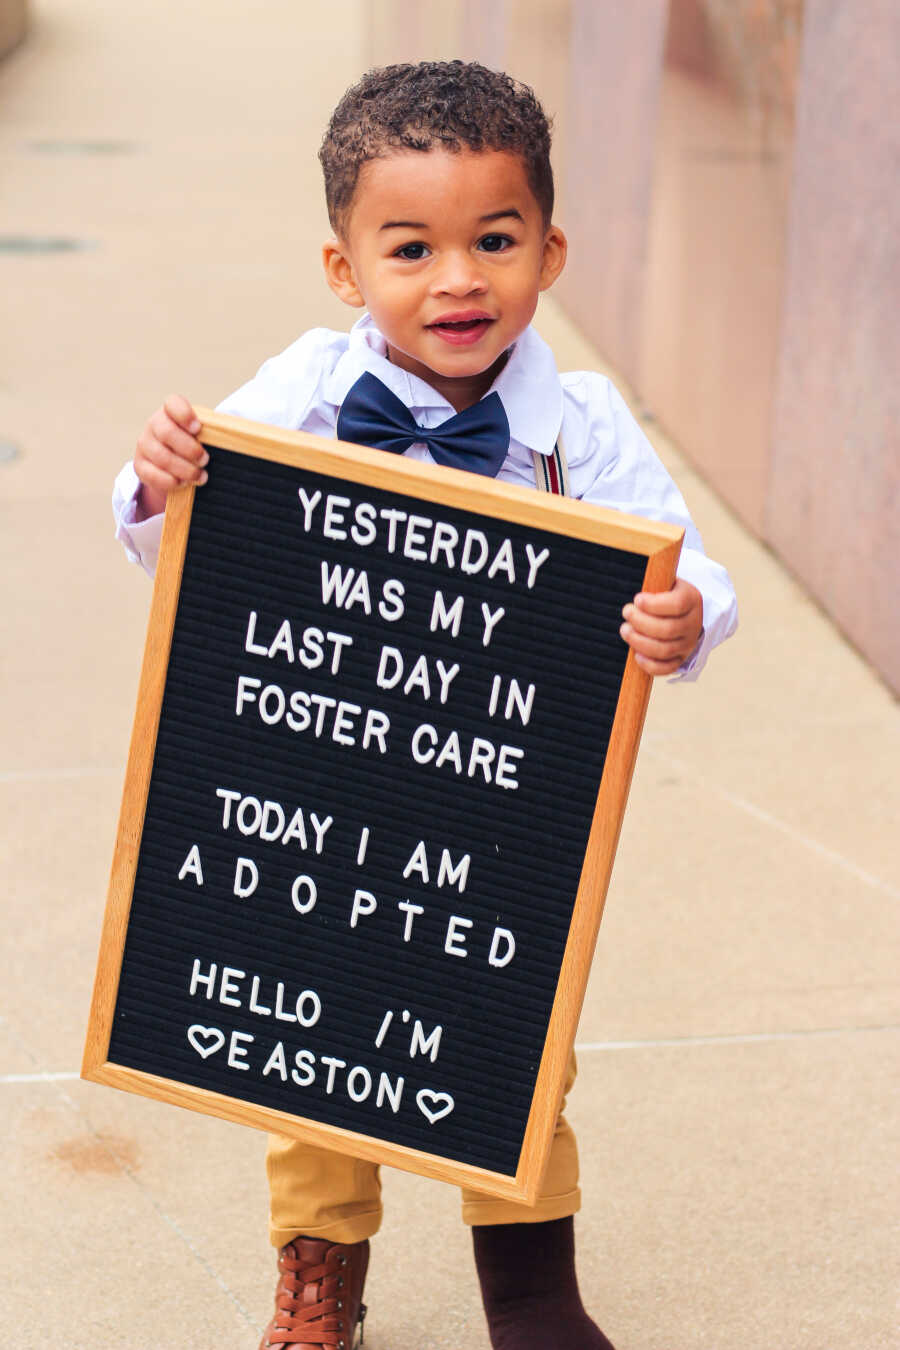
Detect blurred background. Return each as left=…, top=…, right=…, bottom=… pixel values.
left=2, top=2, right=898, bottom=1347
left=367, top=0, right=899, bottom=696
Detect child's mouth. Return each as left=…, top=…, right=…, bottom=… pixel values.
left=428, top=314, right=495, bottom=345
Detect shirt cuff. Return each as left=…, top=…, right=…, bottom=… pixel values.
left=668, top=546, right=739, bottom=682
left=112, top=461, right=163, bottom=578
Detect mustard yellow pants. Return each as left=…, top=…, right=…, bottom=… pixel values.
left=267, top=1052, right=580, bottom=1246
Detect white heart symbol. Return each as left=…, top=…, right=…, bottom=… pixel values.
left=187, top=1024, right=226, bottom=1059
left=416, top=1089, right=455, bottom=1125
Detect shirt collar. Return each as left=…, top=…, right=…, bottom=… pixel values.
left=323, top=314, right=563, bottom=457
left=491, top=323, right=563, bottom=457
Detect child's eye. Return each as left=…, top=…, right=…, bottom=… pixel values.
left=478, top=234, right=513, bottom=253
left=394, top=242, right=430, bottom=260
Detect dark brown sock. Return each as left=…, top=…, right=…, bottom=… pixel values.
left=472, top=1216, right=617, bottom=1350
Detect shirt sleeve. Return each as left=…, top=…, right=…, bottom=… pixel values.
left=111, top=328, right=345, bottom=580
left=112, top=460, right=163, bottom=577
left=563, top=373, right=738, bottom=680
left=215, top=327, right=344, bottom=428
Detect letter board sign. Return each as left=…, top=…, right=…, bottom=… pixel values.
left=83, top=410, right=682, bottom=1203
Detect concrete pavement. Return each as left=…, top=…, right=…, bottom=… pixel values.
left=2, top=2, right=898, bottom=1346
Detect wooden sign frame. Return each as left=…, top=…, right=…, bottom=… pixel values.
left=84, top=409, right=682, bottom=1204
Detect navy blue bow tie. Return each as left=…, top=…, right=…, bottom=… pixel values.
left=336, top=371, right=510, bottom=477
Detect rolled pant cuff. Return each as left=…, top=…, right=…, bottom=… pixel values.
left=269, top=1205, right=383, bottom=1248
left=461, top=1185, right=581, bottom=1227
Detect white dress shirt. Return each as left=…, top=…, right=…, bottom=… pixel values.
left=113, top=314, right=737, bottom=678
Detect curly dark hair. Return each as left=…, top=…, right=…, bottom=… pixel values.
left=319, top=60, right=554, bottom=233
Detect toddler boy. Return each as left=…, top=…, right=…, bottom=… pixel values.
left=114, top=60, right=737, bottom=1350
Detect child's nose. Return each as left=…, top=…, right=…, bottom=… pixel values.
left=430, top=250, right=488, bottom=296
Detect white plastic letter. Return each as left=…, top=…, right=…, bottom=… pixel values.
left=350, top=889, right=378, bottom=928
left=444, top=915, right=473, bottom=957
left=489, top=927, right=516, bottom=968
left=233, top=857, right=259, bottom=898
left=227, top=1029, right=253, bottom=1071
left=291, top=875, right=318, bottom=915
left=178, top=845, right=204, bottom=885
left=297, top=487, right=322, bottom=532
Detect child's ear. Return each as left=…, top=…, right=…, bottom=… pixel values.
left=322, top=238, right=366, bottom=308
left=538, top=224, right=567, bottom=292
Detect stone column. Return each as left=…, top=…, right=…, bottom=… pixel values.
left=554, top=0, right=668, bottom=390
left=767, top=0, right=900, bottom=691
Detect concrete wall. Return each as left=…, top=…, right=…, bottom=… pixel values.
left=365, top=0, right=899, bottom=693
left=555, top=1, right=667, bottom=391
left=767, top=0, right=900, bottom=696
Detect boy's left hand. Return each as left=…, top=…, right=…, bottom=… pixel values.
left=620, top=579, right=703, bottom=676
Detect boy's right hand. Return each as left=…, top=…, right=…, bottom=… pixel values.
left=134, top=395, right=208, bottom=519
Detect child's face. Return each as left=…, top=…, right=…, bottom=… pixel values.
left=323, top=147, right=566, bottom=409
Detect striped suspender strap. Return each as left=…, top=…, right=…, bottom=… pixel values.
left=532, top=436, right=570, bottom=495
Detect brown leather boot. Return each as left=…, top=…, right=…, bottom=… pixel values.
left=258, top=1236, right=369, bottom=1349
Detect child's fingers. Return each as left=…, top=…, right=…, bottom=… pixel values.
left=633, top=652, right=684, bottom=676
left=619, top=622, right=686, bottom=664
left=137, top=459, right=208, bottom=496
left=163, top=393, right=202, bottom=435
left=621, top=604, right=686, bottom=641
left=630, top=587, right=694, bottom=618
left=148, top=409, right=208, bottom=466
left=132, top=397, right=208, bottom=516
left=135, top=460, right=181, bottom=497
left=137, top=432, right=208, bottom=485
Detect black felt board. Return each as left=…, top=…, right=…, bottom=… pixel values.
left=106, top=444, right=647, bottom=1179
